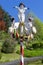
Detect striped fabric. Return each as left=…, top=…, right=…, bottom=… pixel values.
left=20, top=41, right=24, bottom=65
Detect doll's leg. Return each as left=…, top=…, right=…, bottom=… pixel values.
left=30, top=33, right=34, bottom=39
left=22, top=14, right=25, bottom=22
left=28, top=33, right=34, bottom=40
left=18, top=14, right=21, bottom=22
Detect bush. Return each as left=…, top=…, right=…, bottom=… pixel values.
left=42, top=60, right=43, bottom=63
left=40, top=41, right=43, bottom=48
left=31, top=41, right=40, bottom=49
left=0, top=31, right=10, bottom=40
left=0, top=51, right=2, bottom=59
left=1, top=38, right=16, bottom=53
left=32, top=43, right=40, bottom=49
left=16, top=50, right=20, bottom=54
left=40, top=43, right=43, bottom=48
left=32, top=41, right=43, bottom=49
left=26, top=44, right=33, bottom=50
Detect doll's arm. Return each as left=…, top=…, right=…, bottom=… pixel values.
left=13, top=6, right=20, bottom=10
left=15, top=6, right=19, bottom=8
left=24, top=7, right=29, bottom=10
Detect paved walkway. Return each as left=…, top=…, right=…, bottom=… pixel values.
left=0, top=56, right=43, bottom=65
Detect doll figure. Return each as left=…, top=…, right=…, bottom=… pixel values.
left=8, top=18, right=15, bottom=38
left=25, top=17, right=37, bottom=39
left=28, top=17, right=37, bottom=34
left=28, top=17, right=37, bottom=39
left=14, top=3, right=29, bottom=22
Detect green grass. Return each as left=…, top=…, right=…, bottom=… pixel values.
left=0, top=41, right=43, bottom=62
left=28, top=63, right=43, bottom=65
left=0, top=31, right=43, bottom=63
left=24, top=49, right=43, bottom=57
left=28, top=60, right=43, bottom=65
left=0, top=43, right=20, bottom=63
left=16, top=48, right=43, bottom=57
left=0, top=53, right=20, bottom=63
left=0, top=41, right=3, bottom=49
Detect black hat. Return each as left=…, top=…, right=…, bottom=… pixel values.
left=19, top=3, right=25, bottom=7
left=11, top=18, right=15, bottom=22
left=28, top=18, right=32, bottom=22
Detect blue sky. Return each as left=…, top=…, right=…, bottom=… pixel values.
left=0, top=0, right=43, bottom=22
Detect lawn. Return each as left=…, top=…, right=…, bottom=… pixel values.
left=28, top=63, right=43, bottom=65
left=24, top=49, right=43, bottom=57
left=0, top=44, right=20, bottom=63
left=0, top=40, right=43, bottom=63
left=0, top=42, right=43, bottom=63
left=16, top=48, right=43, bottom=57
left=28, top=60, right=43, bottom=65
left=0, top=53, right=20, bottom=63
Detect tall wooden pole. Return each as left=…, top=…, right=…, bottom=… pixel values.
left=20, top=22, right=24, bottom=65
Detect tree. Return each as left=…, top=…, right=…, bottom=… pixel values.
left=1, top=38, right=16, bottom=53
left=4, top=12, right=11, bottom=32
left=0, top=6, right=11, bottom=32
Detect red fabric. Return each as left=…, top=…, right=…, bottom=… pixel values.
left=20, top=61, right=24, bottom=65
left=20, top=46, right=24, bottom=56
left=16, top=32, right=19, bottom=38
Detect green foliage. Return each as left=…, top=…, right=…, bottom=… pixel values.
left=28, top=60, right=43, bottom=65
left=32, top=43, right=40, bottom=49
left=34, top=18, right=43, bottom=41
left=42, top=60, right=43, bottom=63
left=0, top=6, right=11, bottom=32
left=4, top=12, right=11, bottom=31
left=1, top=38, right=16, bottom=53
left=26, top=41, right=33, bottom=50
left=0, top=52, right=2, bottom=59
left=16, top=49, right=43, bottom=57
left=26, top=40, right=43, bottom=49
left=40, top=42, right=43, bottom=48
left=0, top=31, right=10, bottom=40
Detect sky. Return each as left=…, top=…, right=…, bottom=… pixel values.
left=0, top=0, right=43, bottom=22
